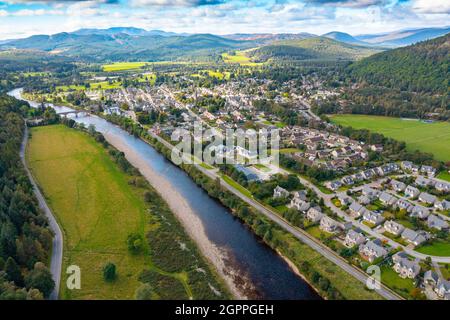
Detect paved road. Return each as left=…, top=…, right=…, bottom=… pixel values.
left=148, top=130, right=402, bottom=300
left=20, top=125, right=63, bottom=300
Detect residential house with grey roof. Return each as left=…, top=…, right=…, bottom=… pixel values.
left=390, top=179, right=406, bottom=192
left=362, top=211, right=385, bottom=226
left=392, top=252, right=421, bottom=279
left=344, top=229, right=367, bottom=248
left=405, top=185, right=420, bottom=199
left=418, top=192, right=437, bottom=205
left=415, top=176, right=434, bottom=187
left=306, top=207, right=324, bottom=223
left=320, top=216, right=341, bottom=233
left=435, top=181, right=450, bottom=193
left=273, top=186, right=289, bottom=198
left=394, top=198, right=413, bottom=212
left=427, top=215, right=449, bottom=231
left=421, top=165, right=437, bottom=177
left=290, top=197, right=311, bottom=212
left=435, top=200, right=450, bottom=211
left=349, top=202, right=368, bottom=217
left=384, top=220, right=405, bottom=236
left=359, top=239, right=389, bottom=263
left=401, top=228, right=428, bottom=246
left=379, top=192, right=398, bottom=206
left=424, top=270, right=450, bottom=300
left=410, top=205, right=430, bottom=219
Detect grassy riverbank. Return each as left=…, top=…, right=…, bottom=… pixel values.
left=26, top=124, right=228, bottom=300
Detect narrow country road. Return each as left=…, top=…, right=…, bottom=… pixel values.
left=148, top=130, right=403, bottom=300
left=20, top=124, right=63, bottom=300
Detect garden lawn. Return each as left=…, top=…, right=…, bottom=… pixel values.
left=330, top=114, right=450, bottom=162
left=416, top=240, right=450, bottom=257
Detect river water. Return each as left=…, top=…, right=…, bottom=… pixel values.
left=9, top=88, right=320, bottom=300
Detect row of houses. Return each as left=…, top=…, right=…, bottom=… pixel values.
left=326, top=163, right=400, bottom=191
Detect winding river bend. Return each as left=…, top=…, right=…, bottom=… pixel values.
left=10, top=88, right=320, bottom=300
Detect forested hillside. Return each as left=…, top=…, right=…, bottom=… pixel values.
left=250, top=37, right=380, bottom=62
left=348, top=33, right=450, bottom=94
left=0, top=95, right=54, bottom=299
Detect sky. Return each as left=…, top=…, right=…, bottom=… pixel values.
left=0, top=0, right=448, bottom=40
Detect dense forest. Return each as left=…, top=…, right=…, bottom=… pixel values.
left=0, top=95, right=54, bottom=299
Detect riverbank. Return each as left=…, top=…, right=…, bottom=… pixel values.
left=101, top=128, right=245, bottom=299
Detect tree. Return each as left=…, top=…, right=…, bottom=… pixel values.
left=5, top=257, right=24, bottom=286
left=127, top=233, right=144, bottom=254
left=103, top=262, right=116, bottom=282
left=135, top=283, right=153, bottom=300
left=25, top=262, right=55, bottom=298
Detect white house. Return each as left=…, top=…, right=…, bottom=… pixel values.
left=359, top=240, right=389, bottom=263
left=273, top=186, right=289, bottom=198
left=405, top=185, right=420, bottom=199
left=344, top=230, right=366, bottom=248
left=392, top=252, right=421, bottom=279
left=384, top=220, right=405, bottom=236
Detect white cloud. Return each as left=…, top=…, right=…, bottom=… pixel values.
left=411, top=0, right=450, bottom=14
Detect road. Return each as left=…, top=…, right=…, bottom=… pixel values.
left=20, top=125, right=63, bottom=300
left=148, top=130, right=402, bottom=300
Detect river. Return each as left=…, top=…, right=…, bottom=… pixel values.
left=9, top=88, right=320, bottom=300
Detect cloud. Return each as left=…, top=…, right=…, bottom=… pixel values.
left=130, top=0, right=224, bottom=7
left=411, top=0, right=450, bottom=14
left=304, top=0, right=386, bottom=8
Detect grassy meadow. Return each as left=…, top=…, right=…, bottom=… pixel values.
left=27, top=125, right=227, bottom=300
left=330, top=114, right=450, bottom=162
left=222, top=51, right=262, bottom=66
left=103, top=62, right=150, bottom=72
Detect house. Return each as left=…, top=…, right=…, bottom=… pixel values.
left=320, top=216, right=340, bottom=233
left=394, top=199, right=413, bottom=212
left=273, top=186, right=289, bottom=198
left=418, top=192, right=437, bottom=205
left=376, top=163, right=399, bottom=176
left=378, top=192, right=398, bottom=206
left=427, top=215, right=449, bottom=231
left=338, top=195, right=352, bottom=206
left=370, top=144, right=383, bottom=152
left=424, top=271, right=450, bottom=300
left=341, top=176, right=354, bottom=186
left=401, top=228, right=427, bottom=246
left=421, top=165, right=436, bottom=177
left=325, top=180, right=342, bottom=191
left=390, top=180, right=406, bottom=192
left=401, top=161, right=414, bottom=172
left=392, top=252, right=421, bottom=279
left=290, top=197, right=310, bottom=212
left=384, top=220, right=405, bottom=236
left=306, top=207, right=324, bottom=223
left=358, top=195, right=372, bottom=205
left=362, top=211, right=385, bottom=226
left=359, top=239, right=389, bottom=263
left=405, top=185, right=420, bottom=199
left=361, top=169, right=376, bottom=180
left=410, top=205, right=430, bottom=219
left=362, top=186, right=379, bottom=198
left=435, top=181, right=450, bottom=193
left=415, top=176, right=433, bottom=187
left=435, top=200, right=450, bottom=211
left=344, top=229, right=366, bottom=248
left=291, top=190, right=308, bottom=201
left=349, top=202, right=368, bottom=217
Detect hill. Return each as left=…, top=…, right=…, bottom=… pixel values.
left=355, top=27, right=450, bottom=47
left=249, top=37, right=381, bottom=62
left=1, top=32, right=250, bottom=61
left=322, top=32, right=368, bottom=46
left=348, top=33, right=450, bottom=94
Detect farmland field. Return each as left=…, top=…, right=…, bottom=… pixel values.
left=103, top=62, right=150, bottom=72
left=330, top=115, right=450, bottom=162
left=26, top=125, right=226, bottom=300
left=222, top=51, right=262, bottom=66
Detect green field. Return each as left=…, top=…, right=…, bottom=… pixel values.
left=380, top=266, right=415, bottom=299
left=416, top=240, right=450, bottom=257
left=330, top=115, right=450, bottom=162
left=103, top=62, right=150, bottom=72
left=27, top=125, right=226, bottom=299
left=222, top=51, right=262, bottom=66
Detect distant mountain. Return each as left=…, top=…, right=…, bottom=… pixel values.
left=348, top=33, right=450, bottom=94
left=322, top=31, right=368, bottom=46
left=71, top=27, right=185, bottom=37
left=250, top=37, right=382, bottom=62
left=355, top=27, right=450, bottom=47
left=1, top=32, right=250, bottom=61
left=224, top=33, right=316, bottom=44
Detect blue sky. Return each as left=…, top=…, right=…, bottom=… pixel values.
left=0, top=0, right=448, bottom=39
